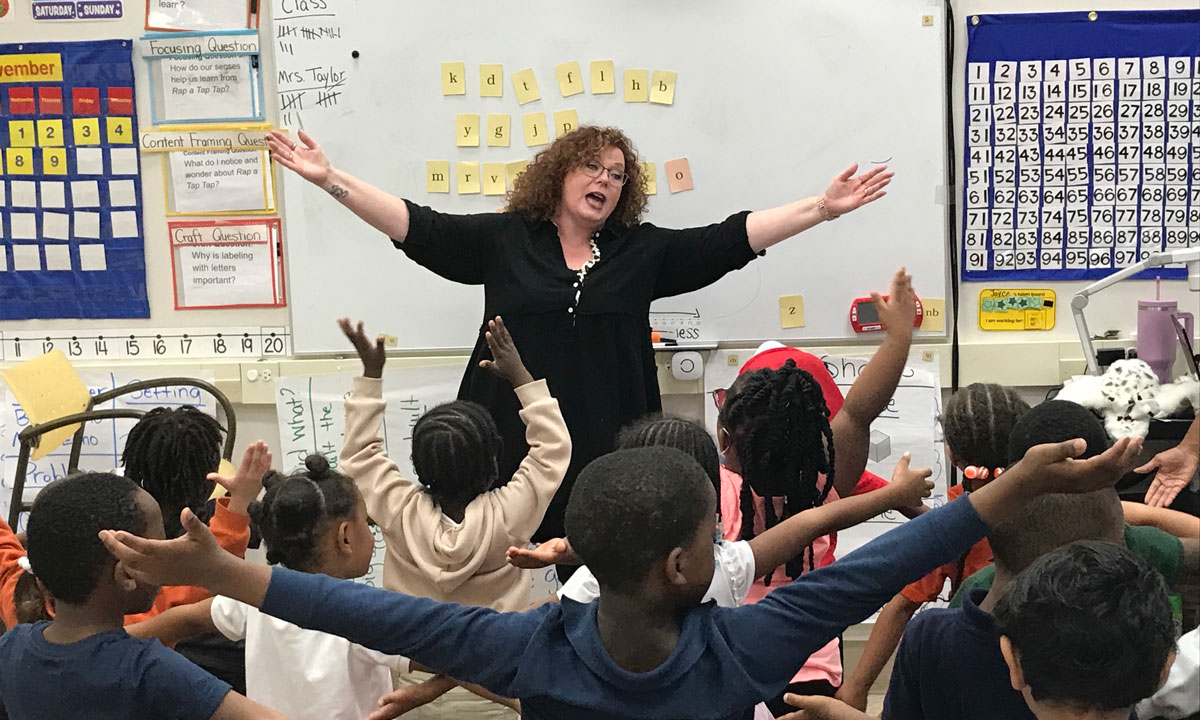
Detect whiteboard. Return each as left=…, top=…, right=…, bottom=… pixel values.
left=277, top=0, right=951, bottom=354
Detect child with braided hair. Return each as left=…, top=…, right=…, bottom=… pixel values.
left=714, top=268, right=921, bottom=715
left=0, top=436, right=269, bottom=631
left=126, top=455, right=514, bottom=720
left=337, top=315, right=570, bottom=720
left=835, top=383, right=1029, bottom=711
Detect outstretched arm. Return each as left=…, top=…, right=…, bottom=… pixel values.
left=1122, top=501, right=1200, bottom=539
left=127, top=597, right=219, bottom=647
left=719, top=438, right=1141, bottom=686
left=829, top=269, right=917, bottom=498
left=267, top=130, right=413, bottom=241
left=745, top=164, right=893, bottom=253
left=101, top=509, right=546, bottom=697
left=748, top=454, right=933, bottom=578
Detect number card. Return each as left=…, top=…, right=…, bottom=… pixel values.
left=0, top=40, right=148, bottom=319
left=962, top=10, right=1197, bottom=281
left=140, top=31, right=265, bottom=124
left=169, top=218, right=285, bottom=309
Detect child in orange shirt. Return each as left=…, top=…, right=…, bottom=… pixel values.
left=0, top=410, right=269, bottom=629
left=835, top=383, right=1030, bottom=710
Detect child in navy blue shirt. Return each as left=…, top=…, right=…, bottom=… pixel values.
left=0, top=472, right=281, bottom=720
left=101, top=438, right=1139, bottom=720
left=994, top=540, right=1176, bottom=720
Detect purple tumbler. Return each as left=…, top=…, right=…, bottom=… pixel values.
left=1138, top=280, right=1195, bottom=383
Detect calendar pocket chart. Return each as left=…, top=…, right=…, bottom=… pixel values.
left=963, top=10, right=1199, bottom=281
left=0, top=40, right=148, bottom=319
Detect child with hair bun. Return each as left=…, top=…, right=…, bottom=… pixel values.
left=129, top=455, right=512, bottom=720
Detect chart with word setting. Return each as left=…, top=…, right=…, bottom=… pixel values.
left=962, top=10, right=1199, bottom=281
left=0, top=39, right=148, bottom=317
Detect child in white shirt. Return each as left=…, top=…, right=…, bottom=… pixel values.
left=129, top=455, right=508, bottom=720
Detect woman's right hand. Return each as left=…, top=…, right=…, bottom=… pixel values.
left=338, top=318, right=386, bottom=378
left=267, top=129, right=332, bottom=186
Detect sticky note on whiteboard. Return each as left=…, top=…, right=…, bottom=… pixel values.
left=920, top=298, right=945, bottom=332
left=779, top=294, right=806, bottom=329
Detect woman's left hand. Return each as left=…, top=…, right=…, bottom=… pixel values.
left=822, top=163, right=894, bottom=217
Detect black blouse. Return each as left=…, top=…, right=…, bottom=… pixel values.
left=397, top=201, right=758, bottom=540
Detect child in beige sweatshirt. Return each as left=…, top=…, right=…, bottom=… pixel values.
left=337, top=316, right=571, bottom=613
left=337, top=316, right=570, bottom=719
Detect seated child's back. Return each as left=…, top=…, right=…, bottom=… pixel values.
left=338, top=317, right=571, bottom=612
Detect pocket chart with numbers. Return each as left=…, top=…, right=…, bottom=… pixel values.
left=0, top=40, right=148, bottom=319
left=962, top=10, right=1199, bottom=281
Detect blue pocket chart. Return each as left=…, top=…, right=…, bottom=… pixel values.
left=962, top=10, right=1199, bottom=282
left=0, top=39, right=149, bottom=319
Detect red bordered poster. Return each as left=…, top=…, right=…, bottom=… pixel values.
left=169, top=218, right=285, bottom=310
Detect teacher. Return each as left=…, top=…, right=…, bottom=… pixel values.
left=266, top=126, right=892, bottom=542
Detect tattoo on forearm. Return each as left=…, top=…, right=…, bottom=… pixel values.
left=327, top=184, right=349, bottom=200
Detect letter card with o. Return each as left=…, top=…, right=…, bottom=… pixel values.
left=0, top=39, right=148, bottom=319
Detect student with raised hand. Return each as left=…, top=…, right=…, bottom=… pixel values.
left=784, top=400, right=1187, bottom=720
left=336, top=315, right=569, bottom=718
left=100, top=434, right=1140, bottom=720
left=511, top=416, right=935, bottom=608
left=708, top=269, right=921, bottom=712
left=0, top=441, right=270, bottom=631
left=0, top=473, right=282, bottom=720
left=835, top=383, right=1030, bottom=711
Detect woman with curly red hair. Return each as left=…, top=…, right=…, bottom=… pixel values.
left=266, top=125, right=892, bottom=550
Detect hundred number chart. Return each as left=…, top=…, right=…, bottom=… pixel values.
left=962, top=10, right=1200, bottom=281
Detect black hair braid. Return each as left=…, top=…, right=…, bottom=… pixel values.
left=121, top=406, right=224, bottom=538
left=721, top=361, right=835, bottom=583
left=942, top=383, right=1030, bottom=488
left=410, top=401, right=503, bottom=509
left=248, top=454, right=358, bottom=571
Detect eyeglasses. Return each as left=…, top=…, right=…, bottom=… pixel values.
left=581, top=160, right=629, bottom=186
left=711, top=388, right=727, bottom=410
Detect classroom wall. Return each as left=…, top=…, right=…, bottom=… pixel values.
left=1, top=9, right=290, bottom=336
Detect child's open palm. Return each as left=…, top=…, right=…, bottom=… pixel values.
left=506, top=538, right=577, bottom=570
left=479, top=316, right=534, bottom=387
left=1017, top=436, right=1143, bottom=494
left=339, top=317, right=386, bottom=378
left=208, top=441, right=272, bottom=515
left=100, top=508, right=225, bottom=589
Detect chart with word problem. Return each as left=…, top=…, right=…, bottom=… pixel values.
left=962, top=10, right=1199, bottom=281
